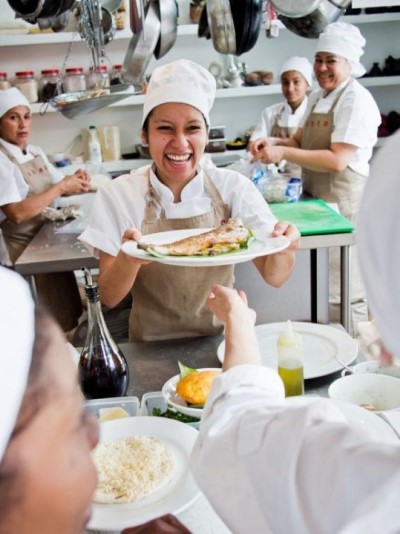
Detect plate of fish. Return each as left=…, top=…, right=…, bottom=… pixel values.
left=121, top=219, right=290, bottom=267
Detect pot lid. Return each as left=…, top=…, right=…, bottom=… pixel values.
left=269, top=0, right=322, bottom=18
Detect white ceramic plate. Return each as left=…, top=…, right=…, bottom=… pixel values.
left=121, top=228, right=290, bottom=267
left=162, top=368, right=222, bottom=417
left=286, top=396, right=399, bottom=444
left=217, top=322, right=358, bottom=380
left=87, top=417, right=201, bottom=532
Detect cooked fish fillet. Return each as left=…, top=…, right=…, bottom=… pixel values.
left=138, top=218, right=252, bottom=257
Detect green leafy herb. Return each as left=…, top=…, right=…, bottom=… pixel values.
left=152, top=407, right=200, bottom=423
left=178, top=360, right=198, bottom=378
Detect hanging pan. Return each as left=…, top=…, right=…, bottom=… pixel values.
left=154, top=0, right=178, bottom=59
left=206, top=0, right=236, bottom=55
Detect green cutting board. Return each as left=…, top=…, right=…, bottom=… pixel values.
left=269, top=199, right=354, bottom=236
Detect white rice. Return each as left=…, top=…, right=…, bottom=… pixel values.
left=93, top=436, right=175, bottom=503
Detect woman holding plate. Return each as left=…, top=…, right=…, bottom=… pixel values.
left=79, top=59, right=300, bottom=342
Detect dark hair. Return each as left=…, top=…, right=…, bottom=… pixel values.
left=0, top=303, right=55, bottom=521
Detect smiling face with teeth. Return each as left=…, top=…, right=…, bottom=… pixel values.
left=142, top=102, right=209, bottom=201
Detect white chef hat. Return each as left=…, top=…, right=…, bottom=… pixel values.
left=142, top=59, right=216, bottom=127
left=0, top=267, right=34, bottom=463
left=357, top=130, right=400, bottom=362
left=280, top=56, right=313, bottom=87
left=316, top=22, right=366, bottom=78
left=0, top=87, right=31, bottom=119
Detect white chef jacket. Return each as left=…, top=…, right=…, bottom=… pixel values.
left=0, top=138, right=63, bottom=224
left=250, top=98, right=309, bottom=141
left=79, top=164, right=277, bottom=258
left=191, top=365, right=400, bottom=534
left=300, top=79, right=381, bottom=177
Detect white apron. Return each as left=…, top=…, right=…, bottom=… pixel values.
left=271, top=105, right=302, bottom=177
left=300, top=81, right=368, bottom=331
left=129, top=172, right=234, bottom=341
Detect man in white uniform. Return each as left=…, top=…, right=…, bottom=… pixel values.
left=191, top=131, right=400, bottom=534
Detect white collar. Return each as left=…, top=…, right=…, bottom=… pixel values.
left=322, top=77, right=351, bottom=99
left=0, top=137, right=30, bottom=157
left=149, top=165, right=205, bottom=203
left=283, top=97, right=308, bottom=116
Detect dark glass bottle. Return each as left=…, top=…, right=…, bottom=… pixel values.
left=78, top=268, right=129, bottom=399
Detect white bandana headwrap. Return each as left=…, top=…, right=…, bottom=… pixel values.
left=0, top=268, right=34, bottom=462
left=0, top=87, right=31, bottom=119
left=357, top=130, right=400, bottom=363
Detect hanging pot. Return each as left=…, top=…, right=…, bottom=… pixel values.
left=8, top=0, right=76, bottom=22
left=198, top=4, right=211, bottom=39
left=230, top=0, right=262, bottom=55
left=153, top=0, right=178, bottom=59
left=123, top=0, right=161, bottom=83
left=206, top=0, right=236, bottom=55
left=273, top=0, right=351, bottom=38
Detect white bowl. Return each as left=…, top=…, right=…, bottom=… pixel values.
left=328, top=373, right=400, bottom=412
left=342, top=361, right=400, bottom=379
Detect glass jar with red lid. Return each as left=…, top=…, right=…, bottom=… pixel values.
left=14, top=71, right=38, bottom=103
left=63, top=67, right=87, bottom=93
left=0, top=72, right=11, bottom=91
left=87, top=65, right=110, bottom=91
left=110, top=64, right=124, bottom=86
left=38, top=69, right=62, bottom=102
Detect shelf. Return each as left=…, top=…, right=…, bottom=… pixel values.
left=1, top=13, right=399, bottom=47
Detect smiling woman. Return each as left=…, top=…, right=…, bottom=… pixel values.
left=79, top=59, right=300, bottom=343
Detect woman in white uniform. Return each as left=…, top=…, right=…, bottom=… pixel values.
left=0, top=88, right=91, bottom=331
left=191, top=131, right=400, bottom=534
left=249, top=22, right=381, bottom=333
left=248, top=56, right=312, bottom=146
left=80, top=59, right=300, bottom=342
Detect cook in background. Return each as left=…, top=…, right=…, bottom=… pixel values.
left=0, top=87, right=91, bottom=332
left=191, top=128, right=400, bottom=530
left=79, top=59, right=300, bottom=342
left=247, top=55, right=313, bottom=162
left=249, top=22, right=381, bottom=335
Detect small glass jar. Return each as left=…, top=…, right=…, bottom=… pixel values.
left=0, top=72, right=11, bottom=91
left=63, top=67, right=87, bottom=93
left=14, top=71, right=38, bottom=103
left=38, top=69, right=62, bottom=102
left=110, top=64, right=124, bottom=86
left=86, top=65, right=110, bottom=91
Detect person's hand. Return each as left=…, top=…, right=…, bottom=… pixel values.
left=248, top=137, right=271, bottom=156
left=251, top=145, right=286, bottom=165
left=121, top=228, right=151, bottom=265
left=207, top=284, right=256, bottom=325
left=60, top=168, right=91, bottom=195
left=272, top=221, right=301, bottom=253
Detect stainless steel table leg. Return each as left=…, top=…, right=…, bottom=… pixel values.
left=24, top=274, right=38, bottom=299
left=340, top=245, right=351, bottom=333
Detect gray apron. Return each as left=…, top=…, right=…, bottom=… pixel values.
left=129, top=172, right=234, bottom=341
left=300, top=81, right=367, bottom=329
left=0, top=144, right=82, bottom=331
left=271, top=105, right=302, bottom=177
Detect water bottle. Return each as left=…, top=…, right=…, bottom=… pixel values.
left=277, top=320, right=304, bottom=397
left=87, top=125, right=103, bottom=164
left=78, top=268, right=129, bottom=399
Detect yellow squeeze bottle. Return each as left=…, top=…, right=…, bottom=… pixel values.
left=277, top=320, right=304, bottom=397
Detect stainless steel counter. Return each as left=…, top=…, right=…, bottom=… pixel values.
left=14, top=221, right=354, bottom=331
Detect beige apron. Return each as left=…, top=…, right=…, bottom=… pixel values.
left=300, top=81, right=367, bottom=330
left=129, top=172, right=234, bottom=341
left=271, top=106, right=302, bottom=177
left=0, top=145, right=82, bottom=331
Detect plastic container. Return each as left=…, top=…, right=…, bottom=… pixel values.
left=0, top=72, right=11, bottom=90
left=141, top=391, right=200, bottom=429
left=205, top=138, right=227, bottom=153
left=86, top=65, right=110, bottom=90
left=277, top=320, right=304, bottom=397
left=209, top=125, right=226, bottom=139
left=63, top=67, right=87, bottom=93
left=255, top=176, right=302, bottom=203
left=38, top=69, right=62, bottom=102
left=99, top=125, right=121, bottom=162
left=14, top=71, right=38, bottom=103
left=85, top=396, right=140, bottom=420
left=87, top=125, right=103, bottom=164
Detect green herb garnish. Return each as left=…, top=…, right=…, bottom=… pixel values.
left=178, top=360, right=198, bottom=378
left=152, top=407, right=200, bottom=423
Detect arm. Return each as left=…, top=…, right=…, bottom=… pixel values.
left=1, top=170, right=90, bottom=224
left=253, top=221, right=300, bottom=288
left=251, top=141, right=357, bottom=173
left=98, top=228, right=150, bottom=309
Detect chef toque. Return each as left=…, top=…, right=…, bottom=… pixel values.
left=357, top=130, right=400, bottom=363
left=0, top=87, right=31, bottom=119
left=280, top=56, right=313, bottom=87
left=142, top=59, right=216, bottom=127
left=316, top=22, right=366, bottom=78
left=0, top=267, right=34, bottom=463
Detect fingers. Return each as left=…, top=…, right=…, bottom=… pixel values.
left=122, top=228, right=142, bottom=242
